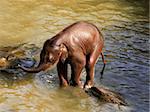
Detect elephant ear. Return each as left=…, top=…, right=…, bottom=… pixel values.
left=59, top=44, right=68, bottom=63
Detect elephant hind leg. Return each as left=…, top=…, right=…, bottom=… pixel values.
left=57, top=61, right=69, bottom=87
left=84, top=48, right=102, bottom=89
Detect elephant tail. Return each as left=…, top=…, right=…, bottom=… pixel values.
left=100, top=52, right=106, bottom=78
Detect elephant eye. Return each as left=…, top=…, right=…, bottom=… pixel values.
left=49, top=58, right=55, bottom=63
left=49, top=54, right=54, bottom=61
left=50, top=59, right=55, bottom=63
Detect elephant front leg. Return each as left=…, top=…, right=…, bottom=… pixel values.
left=57, top=61, right=68, bottom=87
left=70, top=60, right=85, bottom=88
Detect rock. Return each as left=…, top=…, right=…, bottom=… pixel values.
left=86, top=86, right=127, bottom=106
left=0, top=58, right=8, bottom=68
left=17, top=58, right=36, bottom=68
left=0, top=58, right=36, bottom=74
left=0, top=44, right=38, bottom=74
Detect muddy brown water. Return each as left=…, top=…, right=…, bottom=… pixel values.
left=0, top=0, right=149, bottom=112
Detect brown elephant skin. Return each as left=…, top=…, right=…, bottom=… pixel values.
left=19, top=21, right=106, bottom=88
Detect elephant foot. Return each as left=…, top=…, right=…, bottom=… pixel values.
left=69, top=80, right=83, bottom=88
left=60, top=79, right=69, bottom=87
left=84, top=82, right=93, bottom=91
left=84, top=84, right=92, bottom=91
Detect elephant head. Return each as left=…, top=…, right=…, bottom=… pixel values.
left=19, top=43, right=68, bottom=73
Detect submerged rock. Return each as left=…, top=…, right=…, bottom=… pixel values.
left=0, top=57, right=36, bottom=74
left=0, top=44, right=38, bottom=74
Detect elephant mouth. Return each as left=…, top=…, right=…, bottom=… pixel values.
left=43, top=61, right=58, bottom=72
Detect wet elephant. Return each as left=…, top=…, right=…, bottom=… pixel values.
left=19, top=21, right=106, bottom=88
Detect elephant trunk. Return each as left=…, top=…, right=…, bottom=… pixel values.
left=19, top=63, right=50, bottom=73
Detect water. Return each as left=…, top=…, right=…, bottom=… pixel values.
left=0, top=0, right=149, bottom=112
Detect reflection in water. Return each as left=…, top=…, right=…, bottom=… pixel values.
left=0, top=0, right=149, bottom=112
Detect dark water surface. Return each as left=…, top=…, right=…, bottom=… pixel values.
left=0, top=0, right=149, bottom=112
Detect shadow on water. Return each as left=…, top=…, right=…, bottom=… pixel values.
left=0, top=0, right=149, bottom=112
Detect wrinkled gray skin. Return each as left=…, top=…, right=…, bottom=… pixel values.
left=20, top=21, right=106, bottom=88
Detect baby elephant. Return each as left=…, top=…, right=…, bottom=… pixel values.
left=20, top=21, right=106, bottom=89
